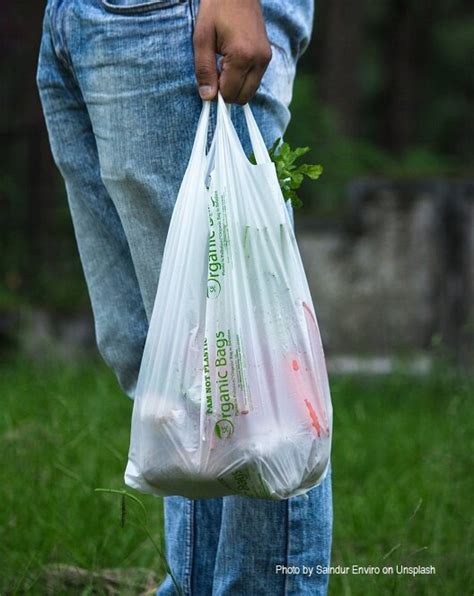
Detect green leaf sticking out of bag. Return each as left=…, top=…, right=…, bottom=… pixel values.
left=250, top=138, right=323, bottom=209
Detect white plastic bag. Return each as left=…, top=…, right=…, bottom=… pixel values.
left=125, top=95, right=332, bottom=500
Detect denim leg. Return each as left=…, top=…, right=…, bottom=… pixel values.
left=38, top=0, right=203, bottom=393
left=212, top=469, right=333, bottom=596
left=157, top=497, right=223, bottom=595
left=37, top=4, right=148, bottom=397
left=158, top=470, right=332, bottom=596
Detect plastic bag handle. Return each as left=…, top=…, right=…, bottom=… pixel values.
left=243, top=103, right=272, bottom=165
left=216, top=93, right=271, bottom=166
left=189, top=100, right=211, bottom=164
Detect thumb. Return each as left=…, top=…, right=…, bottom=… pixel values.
left=193, top=26, right=218, bottom=100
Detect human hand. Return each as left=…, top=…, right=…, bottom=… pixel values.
left=193, top=0, right=272, bottom=104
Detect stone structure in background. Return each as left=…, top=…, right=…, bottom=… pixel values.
left=11, top=180, right=473, bottom=372
left=298, top=180, right=473, bottom=369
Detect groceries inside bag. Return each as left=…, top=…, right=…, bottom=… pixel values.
left=125, top=95, right=333, bottom=500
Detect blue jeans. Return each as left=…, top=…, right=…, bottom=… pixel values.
left=37, top=1, right=332, bottom=594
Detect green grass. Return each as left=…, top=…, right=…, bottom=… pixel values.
left=0, top=357, right=472, bottom=594
left=329, top=371, right=473, bottom=595
left=0, top=358, right=164, bottom=594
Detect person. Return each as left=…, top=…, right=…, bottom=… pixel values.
left=37, top=0, right=333, bottom=593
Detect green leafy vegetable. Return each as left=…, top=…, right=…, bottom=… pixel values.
left=250, top=138, right=323, bottom=209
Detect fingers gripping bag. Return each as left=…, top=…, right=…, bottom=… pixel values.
left=125, top=95, right=333, bottom=500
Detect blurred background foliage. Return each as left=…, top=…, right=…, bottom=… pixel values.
left=0, top=0, right=473, bottom=313
left=289, top=0, right=474, bottom=212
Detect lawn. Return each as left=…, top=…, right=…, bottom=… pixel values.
left=1, top=357, right=472, bottom=595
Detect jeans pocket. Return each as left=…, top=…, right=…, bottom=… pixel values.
left=100, top=0, right=187, bottom=14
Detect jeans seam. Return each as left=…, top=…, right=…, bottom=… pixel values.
left=184, top=499, right=195, bottom=596
left=188, top=0, right=195, bottom=33
left=46, top=0, right=70, bottom=71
